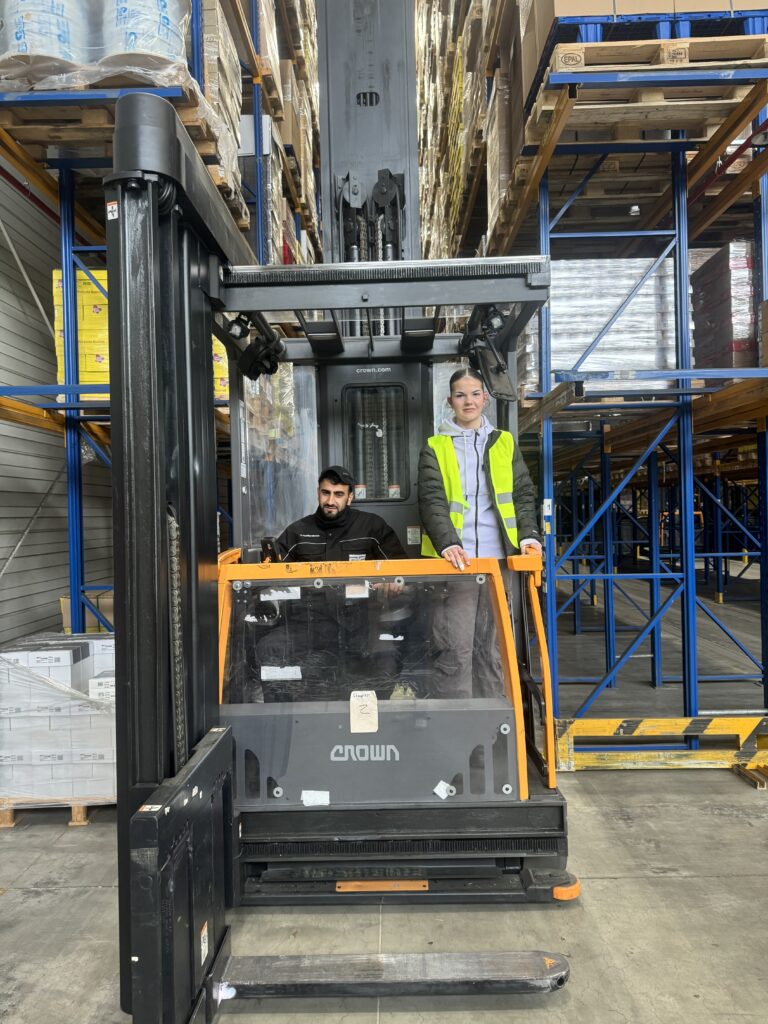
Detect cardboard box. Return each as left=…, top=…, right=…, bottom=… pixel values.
left=0, top=650, right=29, bottom=667
left=60, top=593, right=104, bottom=634
left=88, top=671, right=116, bottom=701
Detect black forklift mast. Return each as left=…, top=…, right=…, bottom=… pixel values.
left=106, top=90, right=569, bottom=1023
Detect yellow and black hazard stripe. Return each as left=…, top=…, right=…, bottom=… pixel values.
left=556, top=717, right=768, bottom=772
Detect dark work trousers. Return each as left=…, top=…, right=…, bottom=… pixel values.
left=430, top=564, right=521, bottom=699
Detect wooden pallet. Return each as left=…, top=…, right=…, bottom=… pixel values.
left=530, top=86, right=751, bottom=143
left=550, top=34, right=768, bottom=75
left=0, top=96, right=250, bottom=230
left=0, top=797, right=114, bottom=829
left=256, top=55, right=284, bottom=121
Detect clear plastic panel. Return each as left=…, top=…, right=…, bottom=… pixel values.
left=245, top=364, right=319, bottom=539
left=224, top=572, right=513, bottom=705
left=0, top=1, right=240, bottom=191
left=343, top=385, right=408, bottom=501
left=518, top=257, right=680, bottom=393
left=0, top=1, right=190, bottom=85
left=0, top=653, right=115, bottom=804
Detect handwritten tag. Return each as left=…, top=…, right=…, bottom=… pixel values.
left=349, top=689, right=378, bottom=733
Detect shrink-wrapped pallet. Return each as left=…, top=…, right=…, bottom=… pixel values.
left=486, top=71, right=511, bottom=239
left=518, top=258, right=678, bottom=393
left=692, top=242, right=756, bottom=370
left=0, top=652, right=116, bottom=806
left=0, top=1, right=240, bottom=195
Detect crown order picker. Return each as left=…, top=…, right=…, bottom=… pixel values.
left=105, top=90, right=578, bottom=1023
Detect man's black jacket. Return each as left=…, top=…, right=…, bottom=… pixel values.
left=277, top=506, right=406, bottom=561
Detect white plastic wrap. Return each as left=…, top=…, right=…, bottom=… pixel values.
left=245, top=364, right=319, bottom=542
left=0, top=642, right=116, bottom=806
left=692, top=241, right=756, bottom=370
left=0, top=0, right=189, bottom=87
left=0, top=0, right=239, bottom=194
left=518, top=258, right=679, bottom=393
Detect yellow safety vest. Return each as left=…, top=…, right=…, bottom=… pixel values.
left=421, top=432, right=519, bottom=556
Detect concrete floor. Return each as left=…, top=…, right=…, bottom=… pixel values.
left=2, top=769, right=767, bottom=1023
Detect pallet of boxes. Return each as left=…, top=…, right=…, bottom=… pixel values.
left=53, top=269, right=230, bottom=403
left=0, top=634, right=116, bottom=827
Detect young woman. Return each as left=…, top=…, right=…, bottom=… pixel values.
left=418, top=367, right=542, bottom=698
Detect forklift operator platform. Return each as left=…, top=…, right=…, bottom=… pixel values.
left=215, top=553, right=575, bottom=906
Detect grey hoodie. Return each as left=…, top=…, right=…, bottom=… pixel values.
left=438, top=415, right=506, bottom=558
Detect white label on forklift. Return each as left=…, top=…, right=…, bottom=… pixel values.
left=260, top=587, right=301, bottom=601
left=542, top=499, right=553, bottom=517
left=433, top=780, right=452, bottom=801
left=355, top=485, right=367, bottom=499
left=260, top=665, right=302, bottom=681
left=301, top=790, right=330, bottom=807
left=106, top=201, right=118, bottom=221
left=407, top=526, right=421, bottom=546
left=388, top=484, right=401, bottom=499
left=200, top=921, right=209, bottom=964
left=349, top=690, right=378, bottom=733
left=345, top=582, right=369, bottom=600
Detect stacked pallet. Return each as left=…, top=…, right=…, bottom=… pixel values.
left=261, top=2, right=321, bottom=259
left=446, top=43, right=465, bottom=244
left=0, top=1, right=251, bottom=229
left=258, top=0, right=284, bottom=116
left=692, top=243, right=756, bottom=370
left=418, top=1, right=768, bottom=256
left=417, top=0, right=501, bottom=255
left=52, top=270, right=230, bottom=402
left=53, top=270, right=109, bottom=403
left=0, top=637, right=117, bottom=826
left=517, top=258, right=678, bottom=394
left=417, top=0, right=455, bottom=257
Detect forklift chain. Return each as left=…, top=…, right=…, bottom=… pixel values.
left=168, top=511, right=188, bottom=770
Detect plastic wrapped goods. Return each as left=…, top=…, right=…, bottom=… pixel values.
left=0, top=655, right=116, bottom=804
left=486, top=71, right=510, bottom=238
left=245, top=365, right=319, bottom=542
left=518, top=258, right=679, bottom=393
left=100, top=0, right=189, bottom=68
left=0, top=0, right=92, bottom=77
left=692, top=242, right=755, bottom=370
left=0, top=0, right=190, bottom=84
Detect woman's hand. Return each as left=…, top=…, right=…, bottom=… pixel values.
left=521, top=539, right=543, bottom=556
left=441, top=544, right=471, bottom=570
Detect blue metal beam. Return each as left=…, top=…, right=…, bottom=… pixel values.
left=672, top=148, right=698, bottom=720
left=695, top=598, right=762, bottom=672
left=59, top=167, right=85, bottom=636
left=555, top=368, right=768, bottom=381
left=539, top=173, right=559, bottom=714
left=574, top=584, right=685, bottom=717
left=0, top=88, right=184, bottom=105
left=601, top=430, right=617, bottom=688
left=758, top=423, right=768, bottom=707
left=572, top=239, right=676, bottom=370
left=550, top=156, right=607, bottom=231
left=79, top=427, right=112, bottom=469
left=251, top=0, right=266, bottom=264
left=549, top=69, right=768, bottom=89
left=555, top=415, right=678, bottom=570
left=647, top=451, right=663, bottom=687
left=72, top=256, right=109, bottom=300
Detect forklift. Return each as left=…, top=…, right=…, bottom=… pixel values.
left=106, top=3, right=578, bottom=1020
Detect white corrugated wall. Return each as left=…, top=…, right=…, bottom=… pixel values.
left=0, top=171, right=113, bottom=645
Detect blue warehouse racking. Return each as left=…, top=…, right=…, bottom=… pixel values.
left=484, top=10, right=768, bottom=773
left=0, top=0, right=320, bottom=635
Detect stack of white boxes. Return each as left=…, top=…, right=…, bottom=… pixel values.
left=0, top=634, right=116, bottom=805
